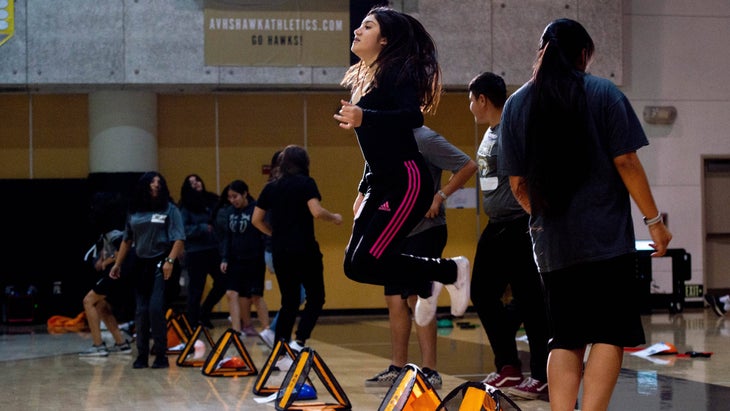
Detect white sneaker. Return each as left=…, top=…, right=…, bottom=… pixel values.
left=259, top=328, right=275, bottom=348
left=289, top=340, right=305, bottom=353
left=275, top=355, right=293, bottom=371
left=414, top=281, right=443, bottom=327
left=169, top=342, right=186, bottom=352
left=444, top=256, right=470, bottom=316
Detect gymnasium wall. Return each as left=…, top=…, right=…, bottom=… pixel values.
left=0, top=91, right=485, bottom=313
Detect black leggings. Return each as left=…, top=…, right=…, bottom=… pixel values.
left=343, top=158, right=456, bottom=289
left=273, top=249, right=325, bottom=344
left=132, top=256, right=172, bottom=357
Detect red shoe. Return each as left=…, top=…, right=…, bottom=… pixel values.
left=482, top=365, right=523, bottom=388
left=507, top=377, right=548, bottom=400
left=242, top=325, right=259, bottom=336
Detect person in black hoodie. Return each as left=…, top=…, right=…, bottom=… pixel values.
left=178, top=174, right=226, bottom=328
left=220, top=179, right=269, bottom=336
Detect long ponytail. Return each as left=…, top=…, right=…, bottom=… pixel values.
left=525, top=19, right=595, bottom=216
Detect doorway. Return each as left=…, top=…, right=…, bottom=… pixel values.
left=703, top=156, right=730, bottom=294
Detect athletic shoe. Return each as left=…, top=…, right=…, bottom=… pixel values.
left=507, top=377, right=548, bottom=400
left=289, top=340, right=305, bottom=353
left=199, top=319, right=214, bottom=329
left=414, top=281, right=443, bottom=327
left=259, top=328, right=275, bottom=348
left=242, top=325, right=259, bottom=336
left=79, top=344, right=109, bottom=357
left=444, top=256, right=471, bottom=317
left=120, top=328, right=135, bottom=343
left=151, top=356, right=169, bottom=369
left=168, top=342, right=186, bottom=351
left=705, top=295, right=726, bottom=317
left=133, top=356, right=148, bottom=369
left=364, top=365, right=402, bottom=387
left=109, top=341, right=132, bottom=355
left=422, top=368, right=442, bottom=389
left=275, top=355, right=293, bottom=371
left=482, top=365, right=523, bottom=388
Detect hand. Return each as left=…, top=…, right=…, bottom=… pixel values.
left=648, top=222, right=672, bottom=257
left=220, top=262, right=228, bottom=274
left=425, top=196, right=441, bottom=218
left=333, top=100, right=362, bottom=129
left=332, top=213, right=343, bottom=225
left=162, top=261, right=172, bottom=280
left=109, top=265, right=121, bottom=279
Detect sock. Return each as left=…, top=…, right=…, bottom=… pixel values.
left=442, top=260, right=458, bottom=284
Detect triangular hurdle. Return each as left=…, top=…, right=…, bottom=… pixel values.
left=201, top=328, right=258, bottom=377
left=253, top=338, right=303, bottom=396
left=378, top=364, right=441, bottom=411
left=175, top=324, right=216, bottom=367
left=165, top=309, right=193, bottom=355
left=436, top=381, right=522, bottom=411
left=275, top=347, right=351, bottom=411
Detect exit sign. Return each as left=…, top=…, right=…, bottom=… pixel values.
left=685, top=284, right=703, bottom=298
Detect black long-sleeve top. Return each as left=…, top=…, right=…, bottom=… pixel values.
left=354, top=70, right=425, bottom=191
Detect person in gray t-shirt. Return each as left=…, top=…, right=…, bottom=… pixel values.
left=500, top=19, right=671, bottom=410
left=363, top=126, right=477, bottom=389
left=110, top=171, right=185, bottom=370
left=468, top=72, right=549, bottom=400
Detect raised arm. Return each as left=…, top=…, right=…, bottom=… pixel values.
left=426, top=159, right=478, bottom=218
left=308, top=198, right=343, bottom=225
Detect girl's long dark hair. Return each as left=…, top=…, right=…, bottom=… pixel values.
left=179, top=174, right=217, bottom=214
left=341, top=6, right=442, bottom=113
left=129, top=171, right=171, bottom=213
left=228, top=179, right=255, bottom=202
left=526, top=18, right=595, bottom=216
left=278, top=145, right=310, bottom=178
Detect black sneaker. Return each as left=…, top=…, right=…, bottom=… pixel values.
left=365, top=365, right=402, bottom=387
left=151, top=356, right=169, bottom=369
left=79, top=343, right=109, bottom=357
left=199, top=319, right=214, bottom=329
left=422, top=368, right=442, bottom=389
left=108, top=341, right=132, bottom=355
left=133, top=356, right=148, bottom=369
left=706, top=295, right=726, bottom=317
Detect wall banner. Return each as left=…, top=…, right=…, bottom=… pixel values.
left=204, top=0, right=349, bottom=67
left=0, top=0, right=14, bottom=48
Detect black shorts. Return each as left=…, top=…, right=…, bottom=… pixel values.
left=541, top=253, right=646, bottom=350
left=384, top=225, right=447, bottom=298
left=226, top=257, right=266, bottom=298
left=92, top=273, right=132, bottom=307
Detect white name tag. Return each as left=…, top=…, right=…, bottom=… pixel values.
left=151, top=214, right=167, bottom=224
left=480, top=177, right=498, bottom=191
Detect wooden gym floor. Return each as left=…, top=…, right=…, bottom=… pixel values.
left=1, top=308, right=730, bottom=410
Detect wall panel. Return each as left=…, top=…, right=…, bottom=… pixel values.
left=27, top=0, right=124, bottom=85
left=31, top=95, right=88, bottom=178
left=158, top=94, right=218, bottom=193
left=0, top=94, right=30, bottom=178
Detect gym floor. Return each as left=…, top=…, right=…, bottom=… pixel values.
left=1, top=308, right=729, bottom=410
